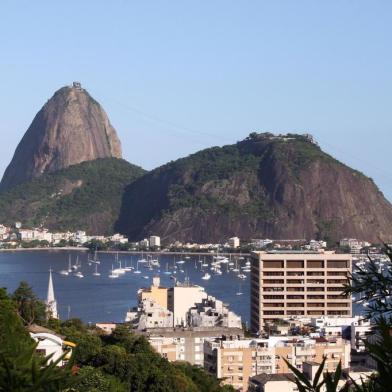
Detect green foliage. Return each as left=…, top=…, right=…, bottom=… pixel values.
left=0, top=288, right=74, bottom=391
left=0, top=158, right=145, bottom=234
left=73, top=366, right=127, bottom=392
left=12, top=281, right=46, bottom=326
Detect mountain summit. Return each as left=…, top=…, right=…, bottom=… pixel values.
left=116, top=133, right=392, bottom=243
left=0, top=83, right=122, bottom=191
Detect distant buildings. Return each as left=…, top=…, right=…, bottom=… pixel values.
left=204, top=335, right=350, bottom=391
left=228, top=237, right=240, bottom=248
left=149, top=235, right=161, bottom=248
left=250, top=251, right=352, bottom=333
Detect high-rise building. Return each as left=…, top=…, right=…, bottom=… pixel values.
left=250, top=251, right=352, bottom=333
left=46, top=268, right=58, bottom=319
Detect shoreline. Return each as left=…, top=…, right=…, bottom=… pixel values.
left=0, top=247, right=251, bottom=257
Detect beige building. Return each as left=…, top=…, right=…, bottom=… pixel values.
left=204, top=336, right=350, bottom=392
left=142, top=327, right=243, bottom=366
left=251, top=251, right=352, bottom=333
left=138, top=277, right=168, bottom=309
left=149, top=235, right=161, bottom=248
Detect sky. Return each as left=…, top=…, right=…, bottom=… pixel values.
left=0, top=1, right=391, bottom=200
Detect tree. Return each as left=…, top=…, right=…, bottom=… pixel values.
left=12, top=281, right=46, bottom=326
left=0, top=288, right=75, bottom=391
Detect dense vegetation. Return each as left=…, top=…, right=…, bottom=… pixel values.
left=0, top=158, right=145, bottom=234
left=117, top=132, right=379, bottom=242
left=0, top=282, right=234, bottom=392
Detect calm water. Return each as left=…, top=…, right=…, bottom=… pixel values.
left=0, top=250, right=250, bottom=324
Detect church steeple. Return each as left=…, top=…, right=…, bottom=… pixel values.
left=46, top=268, right=58, bottom=319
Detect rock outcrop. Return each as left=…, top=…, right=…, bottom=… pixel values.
left=115, top=133, right=392, bottom=243
left=0, top=83, right=122, bottom=191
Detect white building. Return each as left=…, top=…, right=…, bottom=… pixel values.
left=228, top=237, right=240, bottom=248
left=149, top=236, right=161, bottom=248
left=168, top=283, right=208, bottom=327
left=73, top=231, right=87, bottom=244
left=28, top=325, right=75, bottom=366
left=19, top=229, right=34, bottom=241
left=351, top=319, right=373, bottom=352
left=136, top=299, right=173, bottom=330
left=188, top=295, right=242, bottom=328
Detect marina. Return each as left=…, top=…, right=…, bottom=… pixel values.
left=0, top=250, right=252, bottom=324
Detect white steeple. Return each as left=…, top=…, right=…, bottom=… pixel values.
left=46, top=268, right=58, bottom=319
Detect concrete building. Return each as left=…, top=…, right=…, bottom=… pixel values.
left=136, top=299, right=173, bottom=330
left=168, top=282, right=208, bottom=327
left=249, top=374, right=296, bottom=392
left=149, top=235, right=161, bottom=248
left=188, top=295, right=242, bottom=329
left=251, top=251, right=352, bottom=333
left=142, top=327, right=243, bottom=366
left=204, top=335, right=350, bottom=391
left=138, top=277, right=168, bottom=310
left=351, top=319, right=373, bottom=353
left=228, top=237, right=240, bottom=248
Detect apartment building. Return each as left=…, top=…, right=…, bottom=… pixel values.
left=204, top=336, right=350, bottom=391
left=138, top=276, right=168, bottom=309
left=168, top=283, right=208, bottom=326
left=142, top=327, right=243, bottom=366
left=251, top=251, right=352, bottom=333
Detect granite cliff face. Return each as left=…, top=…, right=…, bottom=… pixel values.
left=116, top=134, right=392, bottom=243
left=0, top=84, right=122, bottom=192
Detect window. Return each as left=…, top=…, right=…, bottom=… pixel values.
left=263, top=260, right=284, bottom=268
left=307, top=260, right=324, bottom=268
left=287, top=260, right=304, bottom=268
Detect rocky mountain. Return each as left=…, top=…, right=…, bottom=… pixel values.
left=0, top=83, right=122, bottom=192
left=0, top=158, right=145, bottom=235
left=115, top=133, right=392, bottom=243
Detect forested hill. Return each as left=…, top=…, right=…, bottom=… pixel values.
left=0, top=158, right=145, bottom=235
left=115, top=133, right=392, bottom=243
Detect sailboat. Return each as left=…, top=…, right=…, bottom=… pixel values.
left=236, top=281, right=243, bottom=296
left=108, top=264, right=119, bottom=279
left=74, top=257, right=84, bottom=277
left=164, top=262, right=171, bottom=275
left=134, top=260, right=141, bottom=274
left=59, top=255, right=71, bottom=275
left=202, top=272, right=211, bottom=280
left=124, top=259, right=134, bottom=272
left=92, top=263, right=101, bottom=277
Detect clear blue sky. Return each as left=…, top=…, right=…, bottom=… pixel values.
left=1, top=1, right=391, bottom=200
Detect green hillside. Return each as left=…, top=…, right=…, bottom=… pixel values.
left=0, top=158, right=145, bottom=234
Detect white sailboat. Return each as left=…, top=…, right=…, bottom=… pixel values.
left=92, top=263, right=101, bottom=277
left=108, top=264, right=119, bottom=279
left=134, top=260, right=141, bottom=274
left=59, top=255, right=71, bottom=275
left=201, top=272, right=211, bottom=280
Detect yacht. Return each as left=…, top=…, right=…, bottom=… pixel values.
left=201, top=272, right=211, bottom=280
left=75, top=271, right=84, bottom=278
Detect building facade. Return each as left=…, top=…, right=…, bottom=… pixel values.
left=251, top=251, right=352, bottom=333
left=204, top=336, right=350, bottom=391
